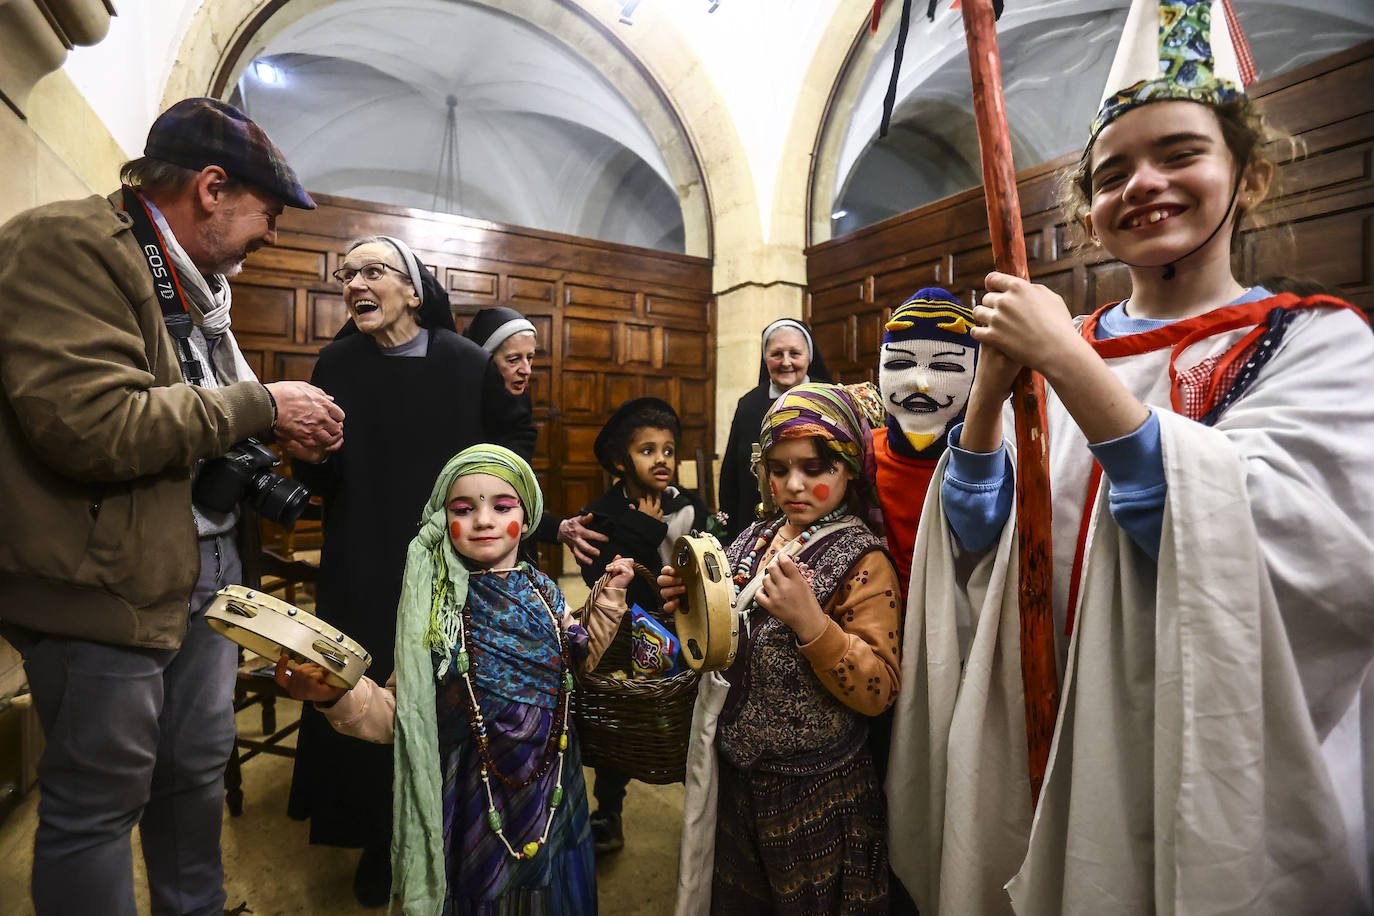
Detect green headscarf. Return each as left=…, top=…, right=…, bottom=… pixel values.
left=390, top=444, right=543, bottom=914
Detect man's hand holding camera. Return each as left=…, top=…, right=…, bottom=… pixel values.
left=265, top=380, right=345, bottom=462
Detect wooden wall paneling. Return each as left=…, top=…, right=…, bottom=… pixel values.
left=240, top=349, right=266, bottom=381
left=275, top=353, right=319, bottom=383
left=565, top=283, right=634, bottom=313
left=508, top=275, right=555, bottom=306
left=239, top=246, right=326, bottom=282
left=446, top=266, right=499, bottom=300
left=605, top=373, right=640, bottom=408
left=624, top=323, right=655, bottom=365
left=806, top=41, right=1374, bottom=382
left=230, top=284, right=294, bottom=339
left=308, top=292, right=348, bottom=342
left=564, top=316, right=617, bottom=363
left=644, top=375, right=673, bottom=402
left=292, top=287, right=309, bottom=345
left=872, top=259, right=942, bottom=305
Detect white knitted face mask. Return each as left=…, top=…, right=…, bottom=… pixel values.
left=879, top=338, right=976, bottom=451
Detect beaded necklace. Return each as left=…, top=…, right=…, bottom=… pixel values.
left=451, top=565, right=574, bottom=861
left=733, top=506, right=847, bottom=587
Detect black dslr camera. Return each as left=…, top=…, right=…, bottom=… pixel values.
left=193, top=439, right=310, bottom=527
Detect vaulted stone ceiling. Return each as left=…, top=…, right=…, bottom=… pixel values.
left=828, top=0, right=1374, bottom=238
left=233, top=0, right=686, bottom=252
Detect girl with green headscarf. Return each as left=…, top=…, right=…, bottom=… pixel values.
left=279, top=444, right=633, bottom=915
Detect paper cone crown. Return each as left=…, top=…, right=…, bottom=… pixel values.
left=1092, top=0, right=1257, bottom=139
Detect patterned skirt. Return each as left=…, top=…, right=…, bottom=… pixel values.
left=438, top=691, right=597, bottom=916
left=711, top=745, right=889, bottom=915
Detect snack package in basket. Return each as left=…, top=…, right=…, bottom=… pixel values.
left=629, top=604, right=681, bottom=679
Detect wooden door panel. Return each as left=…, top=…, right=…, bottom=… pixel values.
left=645, top=293, right=707, bottom=320
left=663, top=328, right=708, bottom=368
left=309, top=292, right=348, bottom=341
left=873, top=260, right=941, bottom=306
left=644, top=376, right=673, bottom=402
left=240, top=349, right=266, bottom=381
left=855, top=312, right=885, bottom=363
left=566, top=283, right=635, bottom=312
left=231, top=284, right=295, bottom=339
left=1249, top=210, right=1370, bottom=290
left=564, top=317, right=617, bottom=362
left=446, top=267, right=499, bottom=299
left=561, top=423, right=601, bottom=463
left=811, top=317, right=852, bottom=365
left=508, top=276, right=554, bottom=305
left=623, top=324, right=655, bottom=365
left=1086, top=261, right=1133, bottom=311
left=679, top=378, right=710, bottom=421
left=276, top=353, right=319, bottom=383
left=561, top=370, right=602, bottom=414
left=811, top=280, right=867, bottom=318
left=241, top=246, right=326, bottom=282
left=604, top=373, right=641, bottom=408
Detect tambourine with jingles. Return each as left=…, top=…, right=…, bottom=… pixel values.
left=672, top=533, right=739, bottom=672
left=205, top=585, right=372, bottom=689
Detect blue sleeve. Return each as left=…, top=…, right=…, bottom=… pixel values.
left=1088, top=409, right=1166, bottom=561
left=941, top=422, right=1014, bottom=552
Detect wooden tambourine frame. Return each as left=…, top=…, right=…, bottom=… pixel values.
left=205, top=584, right=372, bottom=689
left=672, top=533, right=738, bottom=672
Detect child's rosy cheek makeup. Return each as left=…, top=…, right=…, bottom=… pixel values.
left=449, top=520, right=462, bottom=540
left=506, top=521, right=520, bottom=538
left=814, top=483, right=831, bottom=500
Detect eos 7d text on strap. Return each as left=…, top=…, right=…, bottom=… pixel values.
left=120, top=185, right=205, bottom=384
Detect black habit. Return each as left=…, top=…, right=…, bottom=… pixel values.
left=716, top=385, right=776, bottom=546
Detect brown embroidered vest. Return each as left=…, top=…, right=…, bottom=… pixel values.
left=717, top=517, right=884, bottom=774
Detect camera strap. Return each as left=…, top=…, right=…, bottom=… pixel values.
left=120, top=186, right=205, bottom=384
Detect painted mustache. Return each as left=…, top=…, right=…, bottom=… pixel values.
left=892, top=391, right=955, bottom=413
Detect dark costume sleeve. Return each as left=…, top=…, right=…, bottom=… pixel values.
left=480, top=362, right=536, bottom=460
left=718, top=387, right=769, bottom=544
left=578, top=490, right=668, bottom=590
left=532, top=511, right=561, bottom=545
left=687, top=490, right=709, bottom=533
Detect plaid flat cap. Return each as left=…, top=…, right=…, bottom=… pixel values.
left=144, top=97, right=315, bottom=209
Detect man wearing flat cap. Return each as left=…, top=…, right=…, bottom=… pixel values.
left=0, top=97, right=343, bottom=915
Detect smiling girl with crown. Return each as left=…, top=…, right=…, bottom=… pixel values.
left=886, top=2, right=1374, bottom=913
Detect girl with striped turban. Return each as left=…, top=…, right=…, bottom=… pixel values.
left=664, top=383, right=902, bottom=914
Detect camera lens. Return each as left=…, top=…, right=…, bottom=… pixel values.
left=249, top=472, right=310, bottom=528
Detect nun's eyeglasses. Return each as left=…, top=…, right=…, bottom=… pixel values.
left=332, top=262, right=407, bottom=285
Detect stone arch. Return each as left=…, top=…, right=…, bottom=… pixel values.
left=161, top=0, right=769, bottom=269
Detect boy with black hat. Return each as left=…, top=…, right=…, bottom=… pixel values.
left=0, top=96, right=341, bottom=915
left=579, top=397, right=708, bottom=853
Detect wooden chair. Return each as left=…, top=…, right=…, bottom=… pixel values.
left=224, top=662, right=299, bottom=817
left=256, top=501, right=323, bottom=605
left=222, top=505, right=323, bottom=816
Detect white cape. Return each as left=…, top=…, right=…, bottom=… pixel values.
left=887, top=305, right=1374, bottom=915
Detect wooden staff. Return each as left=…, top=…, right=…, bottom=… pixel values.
left=958, top=0, right=1058, bottom=806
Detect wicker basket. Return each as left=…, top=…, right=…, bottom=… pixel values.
left=570, top=563, right=699, bottom=784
